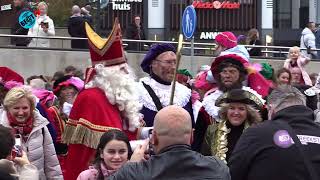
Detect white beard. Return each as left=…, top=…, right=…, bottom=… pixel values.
left=85, top=63, right=142, bottom=131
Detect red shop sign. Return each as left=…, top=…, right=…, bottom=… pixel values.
left=192, top=0, right=240, bottom=9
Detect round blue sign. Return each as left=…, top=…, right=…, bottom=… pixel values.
left=18, top=11, right=36, bottom=29
left=182, top=5, right=197, bottom=39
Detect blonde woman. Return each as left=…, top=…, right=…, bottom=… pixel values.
left=0, top=87, right=62, bottom=179
left=28, top=2, right=55, bottom=47
left=201, top=88, right=265, bottom=164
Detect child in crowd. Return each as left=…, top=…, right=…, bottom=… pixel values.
left=284, top=46, right=312, bottom=86
left=77, top=130, right=133, bottom=179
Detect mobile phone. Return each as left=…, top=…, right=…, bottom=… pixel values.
left=13, top=134, right=23, bottom=158
left=148, top=129, right=155, bottom=156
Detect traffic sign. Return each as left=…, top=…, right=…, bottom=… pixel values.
left=182, top=5, right=197, bottom=39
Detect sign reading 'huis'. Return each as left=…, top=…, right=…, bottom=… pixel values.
left=192, top=0, right=240, bottom=9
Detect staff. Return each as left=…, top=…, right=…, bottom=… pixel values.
left=170, top=34, right=184, bottom=105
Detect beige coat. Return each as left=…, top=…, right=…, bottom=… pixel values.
left=0, top=159, right=39, bottom=180
left=0, top=109, right=63, bottom=180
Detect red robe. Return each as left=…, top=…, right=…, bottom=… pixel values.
left=47, top=106, right=68, bottom=175
left=63, top=87, right=137, bottom=180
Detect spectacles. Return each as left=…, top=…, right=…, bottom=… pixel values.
left=155, top=59, right=177, bottom=66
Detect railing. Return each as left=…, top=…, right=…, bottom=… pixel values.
left=1, top=34, right=320, bottom=59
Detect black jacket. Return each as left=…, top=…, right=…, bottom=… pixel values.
left=11, top=5, right=31, bottom=46
left=67, top=16, right=88, bottom=49
left=108, top=144, right=230, bottom=180
left=125, top=23, right=145, bottom=51
left=229, top=105, right=320, bottom=180
left=248, top=39, right=262, bottom=56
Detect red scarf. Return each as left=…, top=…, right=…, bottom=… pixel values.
left=7, top=112, right=33, bottom=138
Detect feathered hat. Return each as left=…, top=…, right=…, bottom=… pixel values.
left=211, top=52, right=272, bottom=98
left=215, top=88, right=265, bottom=109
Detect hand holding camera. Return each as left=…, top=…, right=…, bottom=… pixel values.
left=11, top=134, right=30, bottom=166
left=13, top=151, right=30, bottom=166
left=130, top=139, right=150, bottom=163
left=11, top=134, right=23, bottom=159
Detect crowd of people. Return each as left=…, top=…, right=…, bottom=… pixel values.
left=10, top=0, right=146, bottom=51
left=2, top=16, right=320, bottom=179
left=10, top=0, right=92, bottom=49
left=11, top=0, right=320, bottom=60
left=4, top=1, right=320, bottom=180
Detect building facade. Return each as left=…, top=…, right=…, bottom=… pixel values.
left=1, top=0, right=319, bottom=47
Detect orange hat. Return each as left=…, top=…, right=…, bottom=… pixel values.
left=85, top=18, right=126, bottom=66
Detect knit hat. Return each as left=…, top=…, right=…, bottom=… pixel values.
left=176, top=69, right=193, bottom=85
left=141, top=43, right=176, bottom=74
left=260, top=63, right=274, bottom=80
left=177, top=69, right=193, bottom=78
left=215, top=32, right=237, bottom=49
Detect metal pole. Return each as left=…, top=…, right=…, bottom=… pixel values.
left=170, top=34, right=184, bottom=105
left=191, top=36, right=195, bottom=74
left=96, top=0, right=101, bottom=34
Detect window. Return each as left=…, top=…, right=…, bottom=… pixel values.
left=273, top=0, right=292, bottom=28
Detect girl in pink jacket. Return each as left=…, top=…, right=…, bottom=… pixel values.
left=284, top=46, right=312, bottom=86
left=77, top=130, right=133, bottom=180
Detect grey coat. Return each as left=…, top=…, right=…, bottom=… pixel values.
left=0, top=109, right=63, bottom=180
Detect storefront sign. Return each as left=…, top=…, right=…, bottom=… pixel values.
left=200, top=32, right=220, bottom=40
left=111, top=0, right=142, bottom=11
left=192, top=1, right=240, bottom=9
left=1, top=4, right=12, bottom=11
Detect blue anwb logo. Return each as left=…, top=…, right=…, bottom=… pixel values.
left=19, top=11, right=36, bottom=29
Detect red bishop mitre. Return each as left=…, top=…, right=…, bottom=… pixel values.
left=84, top=18, right=126, bottom=84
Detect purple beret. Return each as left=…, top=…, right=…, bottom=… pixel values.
left=141, top=43, right=176, bottom=73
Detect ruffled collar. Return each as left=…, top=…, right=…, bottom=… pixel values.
left=202, top=89, right=223, bottom=121
left=139, top=77, right=191, bottom=111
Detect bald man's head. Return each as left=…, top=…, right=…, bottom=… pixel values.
left=152, top=105, right=193, bottom=153
left=72, top=5, right=81, bottom=15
